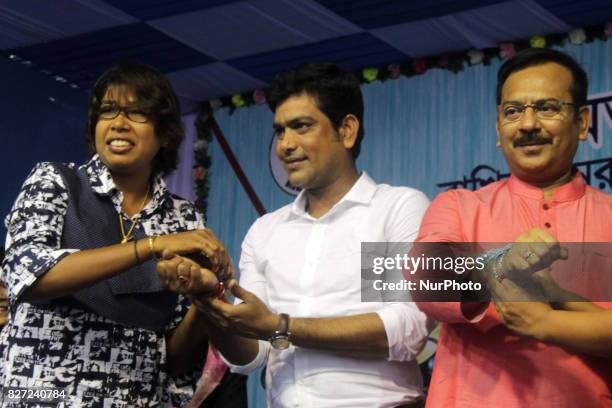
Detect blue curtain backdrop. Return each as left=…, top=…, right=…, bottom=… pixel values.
left=199, top=40, right=612, bottom=407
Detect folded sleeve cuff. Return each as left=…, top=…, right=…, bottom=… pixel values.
left=219, top=339, right=270, bottom=375
left=376, top=304, right=432, bottom=362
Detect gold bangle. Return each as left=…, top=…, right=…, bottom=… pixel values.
left=133, top=240, right=142, bottom=264
left=148, top=236, right=159, bottom=261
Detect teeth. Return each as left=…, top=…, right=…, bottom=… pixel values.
left=110, top=140, right=131, bottom=147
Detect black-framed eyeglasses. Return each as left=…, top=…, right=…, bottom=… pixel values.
left=98, top=104, right=150, bottom=123
left=499, top=99, right=575, bottom=122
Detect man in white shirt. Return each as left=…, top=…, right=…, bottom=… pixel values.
left=159, top=63, right=432, bottom=407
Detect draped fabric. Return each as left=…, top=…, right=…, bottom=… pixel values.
left=169, top=39, right=612, bottom=408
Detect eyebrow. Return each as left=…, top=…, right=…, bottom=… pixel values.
left=500, top=98, right=559, bottom=105
left=272, top=116, right=314, bottom=129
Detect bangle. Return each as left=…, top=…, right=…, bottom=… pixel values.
left=133, top=240, right=142, bottom=264
left=148, top=236, right=159, bottom=261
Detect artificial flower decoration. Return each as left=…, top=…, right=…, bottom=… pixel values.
left=362, top=68, right=379, bottom=83
left=192, top=166, right=207, bottom=182
left=194, top=139, right=209, bottom=151
left=499, top=43, right=516, bottom=59
left=191, top=23, right=610, bottom=112
left=569, top=28, right=586, bottom=44
left=413, top=58, right=428, bottom=75
left=604, top=22, right=612, bottom=38
left=388, top=64, right=401, bottom=79
left=253, top=90, right=267, bottom=105
left=231, top=94, right=245, bottom=108
left=467, top=49, right=484, bottom=65
left=530, top=35, right=546, bottom=48
left=210, top=99, right=223, bottom=111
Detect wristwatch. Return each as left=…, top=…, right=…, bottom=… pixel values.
left=269, top=313, right=291, bottom=350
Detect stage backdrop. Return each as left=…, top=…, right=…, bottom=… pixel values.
left=169, top=40, right=612, bottom=408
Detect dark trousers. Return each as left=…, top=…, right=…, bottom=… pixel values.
left=200, top=371, right=248, bottom=408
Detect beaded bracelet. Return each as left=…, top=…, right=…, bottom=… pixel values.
left=482, top=243, right=512, bottom=282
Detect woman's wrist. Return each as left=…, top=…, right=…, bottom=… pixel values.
left=148, top=236, right=159, bottom=261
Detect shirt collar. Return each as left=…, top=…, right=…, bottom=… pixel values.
left=289, top=172, right=377, bottom=219
left=507, top=170, right=586, bottom=202
left=84, top=154, right=174, bottom=211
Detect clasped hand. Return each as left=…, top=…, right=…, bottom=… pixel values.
left=500, top=228, right=568, bottom=282
left=157, top=254, right=278, bottom=340
left=155, top=228, right=234, bottom=281
left=487, top=228, right=569, bottom=339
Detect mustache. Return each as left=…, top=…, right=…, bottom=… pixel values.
left=513, top=132, right=552, bottom=147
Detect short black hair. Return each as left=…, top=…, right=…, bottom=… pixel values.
left=86, top=62, right=183, bottom=175
left=267, top=63, right=365, bottom=160
left=496, top=48, right=588, bottom=108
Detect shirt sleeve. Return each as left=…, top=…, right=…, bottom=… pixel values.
left=374, top=190, right=437, bottom=361
left=2, top=162, right=78, bottom=305
left=414, top=191, right=489, bottom=323
left=218, top=219, right=270, bottom=374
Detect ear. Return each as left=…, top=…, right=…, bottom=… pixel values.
left=576, top=105, right=591, bottom=141
left=339, top=114, right=359, bottom=150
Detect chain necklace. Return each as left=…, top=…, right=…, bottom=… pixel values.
left=119, top=186, right=150, bottom=244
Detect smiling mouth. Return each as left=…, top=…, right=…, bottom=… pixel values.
left=107, top=139, right=133, bottom=147
left=514, top=140, right=552, bottom=148
left=284, top=157, right=307, bottom=164
left=107, top=138, right=135, bottom=153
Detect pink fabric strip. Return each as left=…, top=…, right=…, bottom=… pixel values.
left=185, top=343, right=228, bottom=407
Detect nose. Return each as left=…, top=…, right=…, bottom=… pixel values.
left=110, top=110, right=131, bottom=131
left=518, top=106, right=541, bottom=132
left=276, top=130, right=298, bottom=157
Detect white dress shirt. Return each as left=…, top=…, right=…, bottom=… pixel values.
left=221, top=173, right=432, bottom=407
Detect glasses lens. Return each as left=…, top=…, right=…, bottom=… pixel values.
left=535, top=101, right=562, bottom=118
left=126, top=109, right=148, bottom=123
left=502, top=105, right=523, bottom=122
left=99, top=105, right=119, bottom=119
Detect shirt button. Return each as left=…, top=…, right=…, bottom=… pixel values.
left=542, top=204, right=550, bottom=210
left=545, top=222, right=552, bottom=228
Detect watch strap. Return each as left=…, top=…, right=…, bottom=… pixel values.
left=277, top=313, right=290, bottom=334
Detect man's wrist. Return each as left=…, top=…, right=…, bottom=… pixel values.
left=265, top=313, right=282, bottom=339
left=269, top=313, right=292, bottom=349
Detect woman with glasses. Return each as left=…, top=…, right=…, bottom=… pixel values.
left=0, top=63, right=230, bottom=407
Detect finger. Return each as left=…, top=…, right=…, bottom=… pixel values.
left=177, top=263, right=192, bottom=290
left=189, top=267, right=219, bottom=294
left=531, top=228, right=556, bottom=243
left=186, top=264, right=201, bottom=293
left=207, top=297, right=235, bottom=315
left=230, top=284, right=254, bottom=302
left=201, top=243, right=221, bottom=267
left=162, top=249, right=175, bottom=260
left=157, top=261, right=173, bottom=284
left=559, top=246, right=569, bottom=260
left=505, top=251, right=530, bottom=275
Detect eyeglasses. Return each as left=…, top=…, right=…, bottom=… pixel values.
left=98, top=104, right=150, bottom=123
left=499, top=99, right=575, bottom=122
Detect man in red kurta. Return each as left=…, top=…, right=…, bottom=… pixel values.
left=417, top=48, right=612, bottom=407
